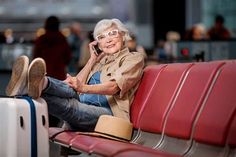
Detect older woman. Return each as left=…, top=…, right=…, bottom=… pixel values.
left=6, top=18, right=144, bottom=131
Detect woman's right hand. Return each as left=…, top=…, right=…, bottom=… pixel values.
left=89, top=41, right=105, bottom=63
left=63, top=73, right=74, bottom=86
left=63, top=73, right=84, bottom=92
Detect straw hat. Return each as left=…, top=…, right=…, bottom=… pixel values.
left=81, top=115, right=133, bottom=142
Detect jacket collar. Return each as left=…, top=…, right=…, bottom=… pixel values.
left=100, top=47, right=129, bottom=65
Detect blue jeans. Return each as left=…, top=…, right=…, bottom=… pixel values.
left=42, top=77, right=113, bottom=131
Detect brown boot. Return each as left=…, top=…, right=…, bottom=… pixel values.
left=28, top=58, right=46, bottom=99
left=6, top=55, right=29, bottom=96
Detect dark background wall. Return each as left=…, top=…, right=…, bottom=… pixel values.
left=153, top=0, right=186, bottom=43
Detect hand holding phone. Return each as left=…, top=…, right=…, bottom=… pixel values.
left=93, top=44, right=102, bottom=56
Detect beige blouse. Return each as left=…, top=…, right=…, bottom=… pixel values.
left=87, top=47, right=145, bottom=121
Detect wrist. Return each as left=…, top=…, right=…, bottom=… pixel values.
left=79, top=84, right=88, bottom=93
left=88, top=57, right=96, bottom=65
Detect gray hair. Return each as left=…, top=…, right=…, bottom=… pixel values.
left=93, top=18, right=131, bottom=42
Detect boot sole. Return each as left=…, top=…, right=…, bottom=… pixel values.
left=28, top=58, right=46, bottom=99
left=5, top=56, right=29, bottom=96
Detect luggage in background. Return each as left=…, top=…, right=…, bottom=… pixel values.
left=0, top=96, right=49, bottom=157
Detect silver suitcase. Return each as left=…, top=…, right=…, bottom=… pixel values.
left=0, top=96, right=49, bottom=157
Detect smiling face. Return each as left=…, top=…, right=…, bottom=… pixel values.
left=96, top=25, right=124, bottom=55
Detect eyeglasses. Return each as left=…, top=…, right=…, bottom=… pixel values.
left=95, top=29, right=119, bottom=42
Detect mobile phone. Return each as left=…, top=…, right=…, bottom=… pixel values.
left=93, top=44, right=102, bottom=55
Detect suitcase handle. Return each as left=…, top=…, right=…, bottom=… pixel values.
left=20, top=116, right=24, bottom=128
left=42, top=115, right=46, bottom=126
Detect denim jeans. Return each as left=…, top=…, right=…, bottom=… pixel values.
left=42, top=77, right=113, bottom=131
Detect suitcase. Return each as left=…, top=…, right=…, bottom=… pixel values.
left=0, top=96, right=49, bottom=157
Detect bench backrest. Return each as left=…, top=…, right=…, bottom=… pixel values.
left=164, top=61, right=225, bottom=139
left=131, top=64, right=166, bottom=127
left=131, top=63, right=193, bottom=133
left=131, top=60, right=236, bottom=146
left=193, top=61, right=236, bottom=146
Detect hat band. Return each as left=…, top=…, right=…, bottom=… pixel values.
left=94, top=131, right=130, bottom=141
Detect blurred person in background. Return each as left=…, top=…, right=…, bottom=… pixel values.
left=164, top=31, right=180, bottom=62
left=184, top=23, right=208, bottom=41
left=33, top=15, right=72, bottom=80
left=154, top=39, right=167, bottom=62
left=184, top=24, right=207, bottom=62
left=67, top=22, right=82, bottom=74
left=4, top=29, right=14, bottom=44
left=127, top=33, right=147, bottom=59
left=78, top=31, right=94, bottom=71
left=33, top=15, right=72, bottom=127
left=207, top=15, right=231, bottom=40
left=154, top=31, right=180, bottom=63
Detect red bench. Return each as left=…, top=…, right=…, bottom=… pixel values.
left=49, top=60, right=236, bottom=157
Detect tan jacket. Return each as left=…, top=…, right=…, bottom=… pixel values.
left=88, top=47, right=144, bottom=121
